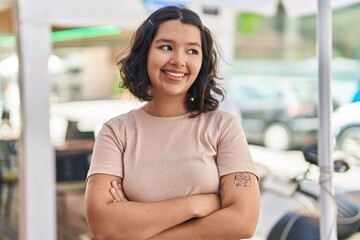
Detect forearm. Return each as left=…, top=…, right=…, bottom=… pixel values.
left=150, top=173, right=260, bottom=240
left=149, top=204, right=258, bottom=240
left=86, top=175, right=220, bottom=240
left=87, top=195, right=200, bottom=240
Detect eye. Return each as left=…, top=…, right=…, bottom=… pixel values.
left=188, top=49, right=199, bottom=55
left=160, top=45, right=172, bottom=51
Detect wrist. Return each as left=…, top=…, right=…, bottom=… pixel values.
left=190, top=194, right=219, bottom=218
left=190, top=195, right=202, bottom=218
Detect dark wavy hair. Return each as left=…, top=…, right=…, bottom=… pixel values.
left=117, top=5, right=225, bottom=117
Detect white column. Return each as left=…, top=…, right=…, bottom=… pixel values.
left=15, top=5, right=56, bottom=240
left=317, top=0, right=336, bottom=239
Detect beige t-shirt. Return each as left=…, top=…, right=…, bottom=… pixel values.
left=87, top=107, right=258, bottom=202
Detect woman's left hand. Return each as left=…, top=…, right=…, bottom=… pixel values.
left=110, top=180, right=128, bottom=202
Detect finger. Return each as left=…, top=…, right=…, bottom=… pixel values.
left=110, top=181, right=122, bottom=201
left=112, top=181, right=128, bottom=201
left=112, top=180, right=120, bottom=189
left=117, top=184, right=129, bottom=201
left=110, top=187, right=121, bottom=202
left=111, top=181, right=128, bottom=201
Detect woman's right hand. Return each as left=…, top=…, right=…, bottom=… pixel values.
left=110, top=180, right=128, bottom=202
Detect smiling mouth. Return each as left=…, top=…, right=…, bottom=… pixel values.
left=164, top=71, right=186, bottom=78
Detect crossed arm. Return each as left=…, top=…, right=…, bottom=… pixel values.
left=85, top=172, right=260, bottom=240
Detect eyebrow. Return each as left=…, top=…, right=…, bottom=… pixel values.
left=154, top=38, right=201, bottom=48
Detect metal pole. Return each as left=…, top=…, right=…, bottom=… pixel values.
left=317, top=0, right=337, bottom=239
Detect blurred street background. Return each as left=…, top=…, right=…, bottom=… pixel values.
left=1, top=0, right=360, bottom=239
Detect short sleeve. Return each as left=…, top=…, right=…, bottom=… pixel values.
left=216, top=116, right=259, bottom=178
left=86, top=121, right=125, bottom=179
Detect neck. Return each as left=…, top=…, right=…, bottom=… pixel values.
left=143, top=98, right=188, bottom=117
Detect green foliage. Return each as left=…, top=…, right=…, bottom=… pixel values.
left=112, top=74, right=127, bottom=96
left=237, top=13, right=264, bottom=35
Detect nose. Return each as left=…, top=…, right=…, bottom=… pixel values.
left=169, top=52, right=186, bottom=67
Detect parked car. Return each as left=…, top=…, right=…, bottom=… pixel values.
left=227, top=75, right=319, bottom=151
left=333, top=101, right=360, bottom=165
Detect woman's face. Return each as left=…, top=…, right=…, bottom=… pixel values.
left=147, top=20, right=202, bottom=101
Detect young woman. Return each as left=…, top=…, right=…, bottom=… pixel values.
left=85, top=6, right=260, bottom=240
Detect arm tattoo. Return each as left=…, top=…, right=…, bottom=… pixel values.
left=234, top=172, right=251, bottom=187
left=220, top=181, right=225, bottom=200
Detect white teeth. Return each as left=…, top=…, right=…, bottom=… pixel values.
left=166, top=71, right=185, bottom=78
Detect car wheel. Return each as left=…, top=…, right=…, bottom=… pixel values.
left=263, top=123, right=292, bottom=151
left=337, top=126, right=360, bottom=165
